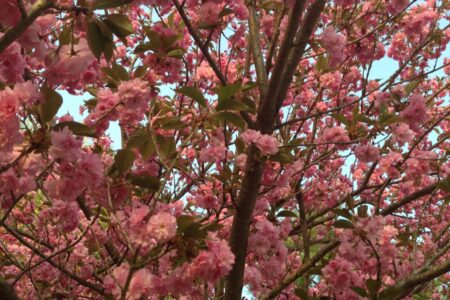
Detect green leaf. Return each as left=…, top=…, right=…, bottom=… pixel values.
left=213, top=112, right=245, bottom=129
left=404, top=80, right=420, bottom=97
left=94, top=18, right=114, bottom=42
left=166, top=48, right=185, bottom=58
left=177, top=215, right=196, bottom=233
left=53, top=121, right=97, bottom=138
left=333, top=219, right=354, bottom=229
left=155, top=135, right=176, bottom=159
left=379, top=112, right=399, bottom=126
left=87, top=20, right=105, bottom=59
left=331, top=113, right=350, bottom=126
left=350, top=287, right=368, bottom=297
left=114, top=149, right=135, bottom=175
left=334, top=209, right=352, bottom=220
left=277, top=210, right=298, bottom=218
left=438, top=176, right=450, bottom=192
left=294, top=287, right=309, bottom=299
left=39, top=87, right=63, bottom=123
left=366, top=278, right=381, bottom=297
left=103, top=41, right=114, bottom=62
left=104, top=14, right=133, bottom=44
left=269, top=150, right=294, bottom=163
left=134, top=43, right=152, bottom=53
left=184, top=222, right=206, bottom=239
left=315, top=54, right=328, bottom=73
left=59, top=27, right=71, bottom=45
left=216, top=99, right=249, bottom=112
left=93, top=0, right=132, bottom=9
left=126, top=129, right=156, bottom=160
left=112, top=63, right=130, bottom=81
left=155, top=116, right=186, bottom=130
left=177, top=86, right=207, bottom=107
left=134, top=66, right=147, bottom=78
left=235, top=137, right=245, bottom=154
left=127, top=175, right=160, bottom=192
left=100, top=67, right=119, bottom=82
left=217, top=84, right=241, bottom=102
left=219, top=7, right=234, bottom=17
left=176, top=215, right=207, bottom=239
left=202, top=221, right=224, bottom=232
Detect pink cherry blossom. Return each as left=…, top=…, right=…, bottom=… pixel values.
left=354, top=144, right=380, bottom=163
left=0, top=0, right=20, bottom=27
left=49, top=127, right=82, bottom=162
left=190, top=236, right=235, bottom=283
left=0, top=87, right=19, bottom=119
left=320, top=26, right=347, bottom=67
left=147, top=212, right=177, bottom=242
left=242, top=129, right=279, bottom=155
left=400, top=94, right=428, bottom=131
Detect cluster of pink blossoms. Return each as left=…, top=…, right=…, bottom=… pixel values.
left=0, top=0, right=448, bottom=299
left=320, top=126, right=350, bottom=150
left=320, top=26, right=347, bottom=67
left=0, top=0, right=21, bottom=27
left=44, top=39, right=96, bottom=86
left=104, top=233, right=234, bottom=299
left=354, top=144, right=380, bottom=163
left=199, top=128, right=229, bottom=162
left=241, top=129, right=279, bottom=155
left=0, top=40, right=26, bottom=84
left=400, top=94, right=428, bottom=131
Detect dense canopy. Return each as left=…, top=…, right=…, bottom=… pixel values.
left=0, top=0, right=449, bottom=299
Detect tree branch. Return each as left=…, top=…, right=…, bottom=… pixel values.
left=380, top=181, right=439, bottom=216
left=261, top=240, right=340, bottom=300
left=172, top=0, right=227, bottom=85
left=257, top=0, right=307, bottom=134
left=378, top=258, right=450, bottom=300
left=224, top=3, right=327, bottom=297
left=0, top=0, right=52, bottom=54
left=2, top=224, right=105, bottom=295
left=247, top=2, right=268, bottom=99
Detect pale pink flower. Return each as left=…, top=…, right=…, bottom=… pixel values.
left=0, top=87, right=19, bottom=119
left=147, top=212, right=177, bottom=242
left=242, top=129, right=279, bottom=155
left=44, top=39, right=95, bottom=85
left=241, top=129, right=261, bottom=144
left=13, top=81, right=41, bottom=105
left=256, top=134, right=279, bottom=155
left=49, top=127, right=82, bottom=162
left=391, top=123, right=414, bottom=145
left=0, top=41, right=26, bottom=84
left=0, top=117, right=22, bottom=153
left=199, top=144, right=227, bottom=162
left=322, top=257, right=355, bottom=289
left=320, top=27, right=347, bottom=67
left=190, top=236, right=235, bottom=283
left=320, top=127, right=350, bottom=150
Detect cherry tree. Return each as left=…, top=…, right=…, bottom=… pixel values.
left=0, top=0, right=449, bottom=299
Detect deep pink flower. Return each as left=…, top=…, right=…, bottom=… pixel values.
left=400, top=94, right=427, bottom=131
left=354, top=144, right=380, bottom=163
